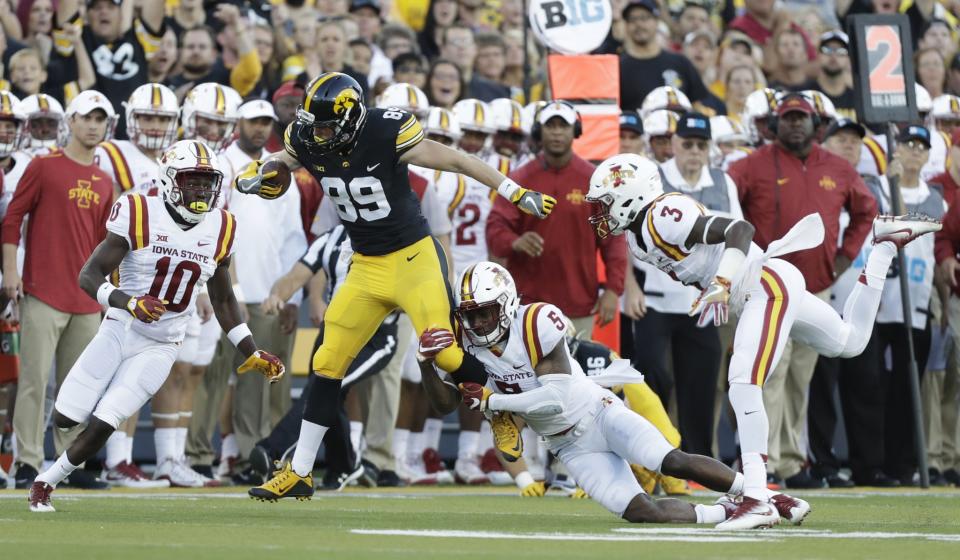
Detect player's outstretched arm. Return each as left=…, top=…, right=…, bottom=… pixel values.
left=461, top=343, right=572, bottom=415
left=209, top=256, right=285, bottom=383
left=684, top=215, right=754, bottom=253
left=79, top=233, right=167, bottom=323
left=399, top=139, right=556, bottom=219
left=416, top=328, right=463, bottom=414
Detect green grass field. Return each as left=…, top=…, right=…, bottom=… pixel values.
left=1, top=486, right=959, bottom=559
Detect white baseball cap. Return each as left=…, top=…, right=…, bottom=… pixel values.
left=66, top=90, right=116, bottom=118
left=238, top=99, right=278, bottom=121
left=537, top=101, right=579, bottom=126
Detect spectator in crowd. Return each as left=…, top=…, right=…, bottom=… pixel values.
left=918, top=47, right=948, bottom=100
left=473, top=31, right=507, bottom=89
left=169, top=5, right=262, bottom=100
left=683, top=29, right=718, bottom=87
left=708, top=32, right=763, bottom=100
left=351, top=0, right=393, bottom=86
left=280, top=14, right=320, bottom=83
left=619, top=110, right=644, bottom=155
left=814, top=31, right=855, bottom=119
left=806, top=118, right=896, bottom=488
left=218, top=100, right=306, bottom=478
left=729, top=0, right=782, bottom=48
left=674, top=2, right=712, bottom=48
left=15, top=0, right=55, bottom=58
left=632, top=113, right=741, bottom=458
left=2, top=91, right=116, bottom=490
left=723, top=64, right=759, bottom=121
left=502, top=28, right=545, bottom=103
left=619, top=0, right=708, bottom=113
left=417, top=0, right=457, bottom=60
left=920, top=18, right=957, bottom=64
left=147, top=28, right=178, bottom=85
left=0, top=0, right=22, bottom=40
left=391, top=51, right=428, bottom=89
left=265, top=79, right=304, bottom=153
left=729, top=94, right=877, bottom=488
left=487, top=102, right=627, bottom=337
left=767, top=27, right=814, bottom=91
left=425, top=58, right=463, bottom=108
left=168, top=0, right=206, bottom=39
left=441, top=23, right=508, bottom=101
left=378, top=22, right=417, bottom=62
left=315, top=19, right=369, bottom=92
left=500, top=0, right=524, bottom=32
left=51, top=0, right=164, bottom=137
left=878, top=126, right=942, bottom=485
left=350, top=38, right=374, bottom=79
left=929, top=127, right=960, bottom=206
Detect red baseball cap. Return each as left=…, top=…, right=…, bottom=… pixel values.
left=776, top=96, right=816, bottom=117
left=272, top=81, right=305, bottom=105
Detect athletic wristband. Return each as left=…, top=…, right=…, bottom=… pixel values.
left=715, top=247, right=746, bottom=281
left=497, top=178, right=521, bottom=201
left=232, top=283, right=246, bottom=304
left=227, top=323, right=253, bottom=347
left=515, top=471, right=535, bottom=490
left=97, top=282, right=117, bottom=307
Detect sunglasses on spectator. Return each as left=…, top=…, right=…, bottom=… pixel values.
left=819, top=45, right=848, bottom=56
left=680, top=139, right=709, bottom=151
left=902, top=140, right=930, bottom=151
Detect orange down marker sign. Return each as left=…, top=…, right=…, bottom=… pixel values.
left=865, top=25, right=906, bottom=107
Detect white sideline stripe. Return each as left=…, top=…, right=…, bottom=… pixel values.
left=351, top=529, right=768, bottom=543
left=0, top=491, right=524, bottom=500
left=613, top=528, right=960, bottom=542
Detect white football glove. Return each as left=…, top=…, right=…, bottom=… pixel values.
left=689, top=277, right=730, bottom=327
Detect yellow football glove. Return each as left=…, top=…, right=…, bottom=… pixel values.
left=520, top=480, right=546, bottom=497
left=235, top=160, right=280, bottom=198
left=571, top=487, right=589, bottom=499
left=238, top=350, right=285, bottom=383
left=688, top=277, right=731, bottom=327
left=498, top=179, right=556, bottom=219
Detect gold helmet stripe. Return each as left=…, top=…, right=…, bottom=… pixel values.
left=460, top=264, right=477, bottom=302
left=38, top=94, right=49, bottom=111
left=215, top=85, right=225, bottom=116
left=152, top=84, right=162, bottom=109
left=474, top=103, right=485, bottom=126
left=304, top=73, right=338, bottom=113
left=511, top=105, right=521, bottom=129
left=439, top=109, right=450, bottom=130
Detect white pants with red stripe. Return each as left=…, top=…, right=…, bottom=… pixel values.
left=56, top=317, right=179, bottom=429
left=730, top=258, right=880, bottom=387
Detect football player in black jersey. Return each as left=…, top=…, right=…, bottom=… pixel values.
left=238, top=72, right=556, bottom=500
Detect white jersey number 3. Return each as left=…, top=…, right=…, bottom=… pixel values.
left=322, top=177, right=392, bottom=223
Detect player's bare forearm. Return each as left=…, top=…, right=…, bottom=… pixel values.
left=533, top=343, right=572, bottom=377
left=400, top=139, right=505, bottom=190
left=685, top=215, right=754, bottom=253
left=265, top=149, right=302, bottom=171
left=78, top=233, right=134, bottom=310
left=208, top=256, right=257, bottom=357
left=271, top=263, right=315, bottom=303
left=419, top=360, right=461, bottom=415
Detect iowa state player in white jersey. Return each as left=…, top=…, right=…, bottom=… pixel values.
left=417, top=262, right=751, bottom=526
left=27, top=140, right=284, bottom=513
left=584, top=153, right=941, bottom=529
left=96, top=83, right=179, bottom=195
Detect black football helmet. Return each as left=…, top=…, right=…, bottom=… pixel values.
left=296, top=72, right=367, bottom=155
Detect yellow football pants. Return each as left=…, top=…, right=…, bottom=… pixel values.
left=312, top=235, right=463, bottom=379
left=622, top=382, right=681, bottom=448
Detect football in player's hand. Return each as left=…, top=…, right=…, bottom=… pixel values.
left=258, top=159, right=292, bottom=200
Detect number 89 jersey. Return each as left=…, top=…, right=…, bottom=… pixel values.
left=105, top=194, right=237, bottom=343
left=285, top=107, right=431, bottom=256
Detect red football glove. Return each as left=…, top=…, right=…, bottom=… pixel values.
left=458, top=382, right=492, bottom=412
left=238, top=350, right=286, bottom=383
left=127, top=295, right=166, bottom=323
left=417, top=327, right=455, bottom=363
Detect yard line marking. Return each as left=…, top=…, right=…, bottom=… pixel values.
left=613, top=528, right=960, bottom=542
left=351, top=529, right=770, bottom=543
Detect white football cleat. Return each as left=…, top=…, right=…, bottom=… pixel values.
left=104, top=462, right=170, bottom=488
left=873, top=214, right=942, bottom=248
left=454, top=456, right=489, bottom=485
left=28, top=481, right=55, bottom=513
left=399, top=453, right=438, bottom=485
left=715, top=496, right=780, bottom=530
left=154, top=458, right=220, bottom=488
left=769, top=492, right=811, bottom=525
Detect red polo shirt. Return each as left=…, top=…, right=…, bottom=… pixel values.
left=486, top=154, right=626, bottom=318
left=729, top=142, right=878, bottom=293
